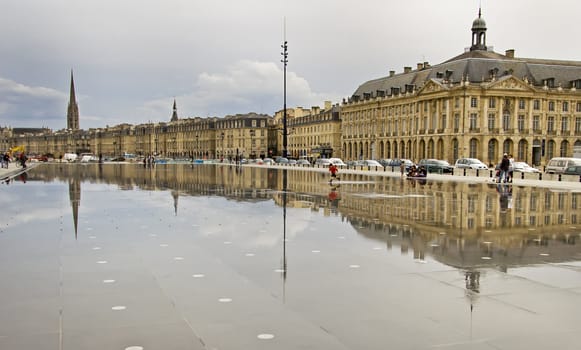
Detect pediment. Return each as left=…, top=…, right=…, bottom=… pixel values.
left=417, top=79, right=448, bottom=95
left=484, top=76, right=535, bottom=91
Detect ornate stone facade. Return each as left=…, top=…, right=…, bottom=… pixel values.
left=341, top=11, right=581, bottom=166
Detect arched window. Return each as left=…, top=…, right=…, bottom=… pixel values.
left=452, top=138, right=459, bottom=161
left=560, top=140, right=569, bottom=157
left=518, top=139, right=528, bottom=162
left=469, top=138, right=478, bottom=158
left=488, top=139, right=498, bottom=164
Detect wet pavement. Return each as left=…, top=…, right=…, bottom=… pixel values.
left=1, top=163, right=580, bottom=349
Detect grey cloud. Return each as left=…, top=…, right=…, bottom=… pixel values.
left=0, top=77, right=67, bottom=128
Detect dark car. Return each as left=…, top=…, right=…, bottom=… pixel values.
left=418, top=159, right=454, bottom=174
left=563, top=165, right=581, bottom=175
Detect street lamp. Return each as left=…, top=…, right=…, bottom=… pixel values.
left=250, top=129, right=255, bottom=159
left=281, top=40, right=288, bottom=158
left=220, top=132, right=225, bottom=162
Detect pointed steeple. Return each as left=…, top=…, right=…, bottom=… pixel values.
left=171, top=99, right=178, bottom=122
left=67, top=70, right=80, bottom=130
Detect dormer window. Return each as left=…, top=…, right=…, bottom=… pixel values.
left=543, top=78, right=555, bottom=88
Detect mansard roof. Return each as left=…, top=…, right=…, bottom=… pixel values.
left=351, top=10, right=581, bottom=101
left=351, top=49, right=581, bottom=100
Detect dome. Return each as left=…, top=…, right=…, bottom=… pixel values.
left=472, top=9, right=487, bottom=30
left=472, top=16, right=487, bottom=30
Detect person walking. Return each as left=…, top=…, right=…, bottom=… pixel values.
left=498, top=153, right=510, bottom=183
left=329, top=163, right=338, bottom=183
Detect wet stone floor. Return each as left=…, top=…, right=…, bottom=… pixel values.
left=0, top=163, right=580, bottom=349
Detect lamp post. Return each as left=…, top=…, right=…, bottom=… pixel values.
left=250, top=129, right=255, bottom=159
left=220, top=132, right=225, bottom=162
left=281, top=40, right=288, bottom=158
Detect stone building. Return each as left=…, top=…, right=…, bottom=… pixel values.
left=342, top=10, right=581, bottom=166
left=272, top=101, right=342, bottom=160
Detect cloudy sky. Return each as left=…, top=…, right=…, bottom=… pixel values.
left=1, top=0, right=580, bottom=130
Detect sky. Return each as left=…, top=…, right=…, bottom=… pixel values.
left=1, top=0, right=581, bottom=130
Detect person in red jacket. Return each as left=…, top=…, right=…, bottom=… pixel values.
left=329, top=163, right=338, bottom=183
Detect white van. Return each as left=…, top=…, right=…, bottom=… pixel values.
left=545, top=157, right=581, bottom=174
left=63, top=153, right=78, bottom=162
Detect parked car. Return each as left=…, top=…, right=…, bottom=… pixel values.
left=288, top=159, right=297, bottom=165
left=275, top=157, right=289, bottom=164
left=378, top=159, right=393, bottom=167
left=262, top=157, right=275, bottom=165
left=387, top=159, right=415, bottom=171
left=512, top=162, right=540, bottom=173
left=563, top=165, right=581, bottom=175
left=418, top=159, right=454, bottom=174
left=545, top=157, right=581, bottom=174
left=329, top=158, right=346, bottom=166
left=454, top=158, right=488, bottom=170
left=362, top=160, right=383, bottom=167
left=297, top=159, right=310, bottom=165
left=315, top=158, right=333, bottom=166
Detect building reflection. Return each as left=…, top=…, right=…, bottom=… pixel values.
left=28, top=164, right=581, bottom=271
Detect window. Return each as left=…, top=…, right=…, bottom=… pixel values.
left=562, top=117, right=569, bottom=132
left=576, top=117, right=581, bottom=132
left=519, top=99, right=526, bottom=109
left=547, top=116, right=555, bottom=132
left=455, top=98, right=460, bottom=109
left=503, top=113, right=511, bottom=130
left=533, top=100, right=540, bottom=110
left=533, top=116, right=540, bottom=131
left=577, top=102, right=581, bottom=112
left=518, top=115, right=525, bottom=132
left=469, top=113, right=478, bottom=130
left=547, top=140, right=555, bottom=159
left=441, top=114, right=447, bottom=130
left=488, top=113, right=496, bottom=130
left=489, top=98, right=496, bottom=108
left=469, top=138, right=478, bottom=158
left=471, top=97, right=478, bottom=108
left=563, top=101, right=569, bottom=112
left=488, top=140, right=496, bottom=162
left=454, top=114, right=460, bottom=130
left=548, top=101, right=555, bottom=111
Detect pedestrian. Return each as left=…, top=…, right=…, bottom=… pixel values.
left=400, top=162, right=405, bottom=176
left=329, top=163, right=338, bottom=183
left=3, top=152, right=10, bottom=169
left=498, top=153, right=510, bottom=183
left=19, top=153, right=27, bottom=169
left=507, top=154, right=514, bottom=183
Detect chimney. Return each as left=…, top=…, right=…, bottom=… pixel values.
left=505, top=49, right=515, bottom=58
left=423, top=61, right=430, bottom=68
left=404, top=66, right=412, bottom=74
left=389, top=70, right=395, bottom=77
left=417, top=63, right=424, bottom=70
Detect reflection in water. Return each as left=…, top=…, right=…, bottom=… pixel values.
left=281, top=169, right=288, bottom=301
left=27, top=163, right=581, bottom=273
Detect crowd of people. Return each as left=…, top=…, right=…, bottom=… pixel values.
left=1, top=152, right=28, bottom=169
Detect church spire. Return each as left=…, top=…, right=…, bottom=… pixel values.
left=170, top=99, right=179, bottom=122
left=67, top=70, right=80, bottom=130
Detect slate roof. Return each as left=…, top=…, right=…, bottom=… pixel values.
left=352, top=46, right=581, bottom=100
